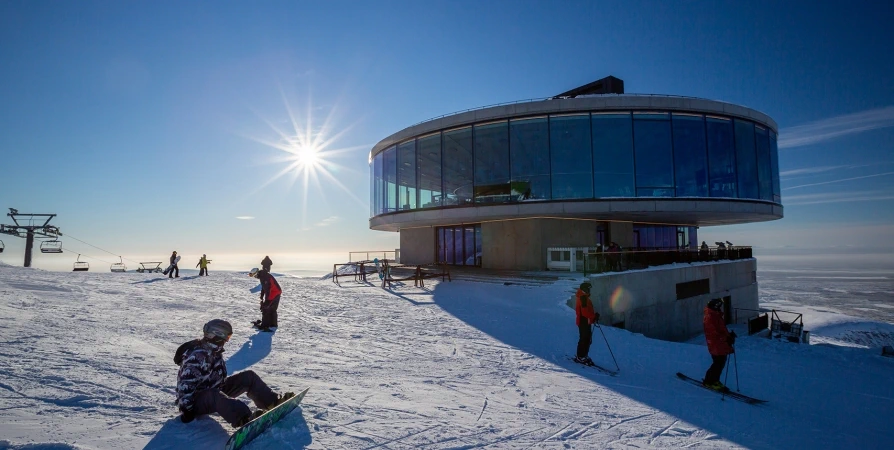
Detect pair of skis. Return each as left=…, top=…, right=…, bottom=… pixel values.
left=676, top=372, right=767, bottom=405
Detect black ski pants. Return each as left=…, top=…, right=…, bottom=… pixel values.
left=704, top=354, right=728, bottom=384
left=168, top=265, right=179, bottom=278
left=191, top=370, right=277, bottom=427
left=260, top=295, right=280, bottom=328
left=577, top=322, right=592, bottom=358
left=199, top=267, right=208, bottom=276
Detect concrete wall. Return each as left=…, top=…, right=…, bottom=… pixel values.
left=399, top=227, right=435, bottom=265
left=575, top=259, right=758, bottom=342
left=482, top=219, right=605, bottom=270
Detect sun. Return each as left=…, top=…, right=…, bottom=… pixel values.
left=293, top=143, right=321, bottom=167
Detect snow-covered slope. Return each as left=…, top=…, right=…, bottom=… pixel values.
left=0, top=264, right=892, bottom=449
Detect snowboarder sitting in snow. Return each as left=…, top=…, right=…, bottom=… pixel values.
left=702, top=298, right=736, bottom=391
left=176, top=319, right=293, bottom=427
left=250, top=268, right=281, bottom=332
left=196, top=254, right=211, bottom=276
left=574, top=281, right=600, bottom=366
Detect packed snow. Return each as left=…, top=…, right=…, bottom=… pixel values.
left=0, top=262, right=893, bottom=449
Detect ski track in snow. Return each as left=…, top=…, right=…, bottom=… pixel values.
left=0, top=264, right=892, bottom=449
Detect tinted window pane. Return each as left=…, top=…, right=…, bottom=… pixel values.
left=475, top=225, right=482, bottom=266
left=464, top=226, right=476, bottom=265
left=755, top=126, right=772, bottom=201
left=397, top=140, right=417, bottom=210
left=373, top=152, right=384, bottom=215
left=474, top=121, right=511, bottom=204
left=383, top=146, right=398, bottom=212
left=417, top=133, right=442, bottom=209
left=510, top=117, right=551, bottom=201
left=770, top=130, right=780, bottom=203
left=592, top=113, right=634, bottom=197
left=672, top=114, right=708, bottom=197
left=633, top=113, right=674, bottom=197
left=443, top=127, right=473, bottom=205
left=706, top=117, right=737, bottom=198
left=453, top=227, right=463, bottom=264
left=734, top=120, right=758, bottom=199
left=550, top=115, right=593, bottom=199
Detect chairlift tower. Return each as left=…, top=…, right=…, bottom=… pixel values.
left=0, top=208, right=61, bottom=267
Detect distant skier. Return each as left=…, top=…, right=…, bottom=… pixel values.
left=574, top=281, right=600, bottom=365
left=251, top=268, right=282, bottom=332
left=261, top=255, right=272, bottom=272
left=196, top=254, right=211, bottom=276
left=702, top=298, right=736, bottom=390
left=176, top=319, right=293, bottom=427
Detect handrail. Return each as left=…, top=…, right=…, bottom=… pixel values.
left=408, top=93, right=756, bottom=127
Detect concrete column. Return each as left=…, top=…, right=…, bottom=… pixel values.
left=398, top=227, right=435, bottom=265
left=607, top=222, right=634, bottom=248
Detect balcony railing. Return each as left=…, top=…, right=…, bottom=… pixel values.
left=583, top=246, right=753, bottom=276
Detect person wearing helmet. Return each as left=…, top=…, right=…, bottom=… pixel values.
left=176, top=319, right=293, bottom=427
left=196, top=254, right=211, bottom=276
left=573, top=281, right=600, bottom=366
left=702, top=298, right=737, bottom=391
left=252, top=269, right=282, bottom=332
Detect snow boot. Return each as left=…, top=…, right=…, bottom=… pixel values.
left=235, top=409, right=266, bottom=427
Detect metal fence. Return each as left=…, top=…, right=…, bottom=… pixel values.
left=583, top=247, right=753, bottom=275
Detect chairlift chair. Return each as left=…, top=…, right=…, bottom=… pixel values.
left=0, top=239, right=4, bottom=253
left=40, top=239, right=63, bottom=254
left=73, top=254, right=89, bottom=272
left=110, top=257, right=127, bottom=273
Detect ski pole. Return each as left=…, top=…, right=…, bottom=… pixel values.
left=595, top=323, right=620, bottom=372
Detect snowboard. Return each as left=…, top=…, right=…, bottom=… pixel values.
left=224, top=387, right=309, bottom=450
left=163, top=255, right=182, bottom=275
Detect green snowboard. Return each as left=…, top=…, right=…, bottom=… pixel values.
left=224, top=387, right=309, bottom=450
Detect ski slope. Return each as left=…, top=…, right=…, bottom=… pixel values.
left=0, top=263, right=892, bottom=449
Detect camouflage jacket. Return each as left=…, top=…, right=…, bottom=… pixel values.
left=176, top=339, right=227, bottom=411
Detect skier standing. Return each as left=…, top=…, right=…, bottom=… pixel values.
left=196, top=254, right=211, bottom=276
left=702, top=298, right=736, bottom=390
left=261, top=255, right=272, bottom=272
left=251, top=268, right=281, bottom=332
left=574, top=281, right=600, bottom=365
left=176, top=319, right=293, bottom=427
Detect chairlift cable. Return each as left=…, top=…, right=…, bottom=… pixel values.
left=59, top=233, right=139, bottom=265
left=61, top=248, right=113, bottom=265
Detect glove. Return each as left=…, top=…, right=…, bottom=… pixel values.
left=593, top=313, right=600, bottom=324
left=730, top=331, right=737, bottom=338
left=727, top=335, right=736, bottom=346
left=180, top=408, right=195, bottom=423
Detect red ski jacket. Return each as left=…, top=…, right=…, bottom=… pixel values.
left=703, top=307, right=733, bottom=356
left=259, top=272, right=282, bottom=302
left=575, top=289, right=597, bottom=326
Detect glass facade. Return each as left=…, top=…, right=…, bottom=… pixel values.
left=436, top=224, right=482, bottom=266
left=370, top=110, right=780, bottom=217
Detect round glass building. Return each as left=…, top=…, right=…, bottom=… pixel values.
left=369, top=77, right=782, bottom=270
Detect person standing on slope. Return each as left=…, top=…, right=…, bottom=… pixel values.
left=196, top=254, right=211, bottom=276
left=702, top=298, right=736, bottom=390
left=251, top=268, right=282, bottom=332
left=167, top=251, right=180, bottom=278
left=261, top=255, right=272, bottom=272
left=176, top=319, right=293, bottom=427
left=574, top=281, right=600, bottom=365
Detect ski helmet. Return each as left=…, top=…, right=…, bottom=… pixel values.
left=580, top=281, right=592, bottom=292
left=203, top=319, right=232, bottom=344
left=249, top=268, right=260, bottom=278
left=707, top=298, right=723, bottom=311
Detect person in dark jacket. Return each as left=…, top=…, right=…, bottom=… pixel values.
left=251, top=268, right=282, bottom=332
left=574, top=281, right=600, bottom=365
left=167, top=251, right=180, bottom=278
left=702, top=298, right=736, bottom=390
left=261, top=256, right=272, bottom=272
left=176, top=319, right=292, bottom=427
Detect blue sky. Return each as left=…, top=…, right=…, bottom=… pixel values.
left=1, top=0, right=892, bottom=271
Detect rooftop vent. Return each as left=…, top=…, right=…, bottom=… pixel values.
left=552, top=75, right=624, bottom=99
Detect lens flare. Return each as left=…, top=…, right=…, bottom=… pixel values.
left=609, top=286, right=633, bottom=313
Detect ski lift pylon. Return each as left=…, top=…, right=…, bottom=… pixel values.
left=40, top=239, right=63, bottom=254
left=111, top=257, right=126, bottom=273
left=73, top=254, right=89, bottom=272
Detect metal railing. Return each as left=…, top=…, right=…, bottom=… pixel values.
left=583, top=246, right=753, bottom=275
left=348, top=250, right=397, bottom=263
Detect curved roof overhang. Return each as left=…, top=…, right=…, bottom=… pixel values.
left=370, top=95, right=777, bottom=160
left=369, top=198, right=783, bottom=232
